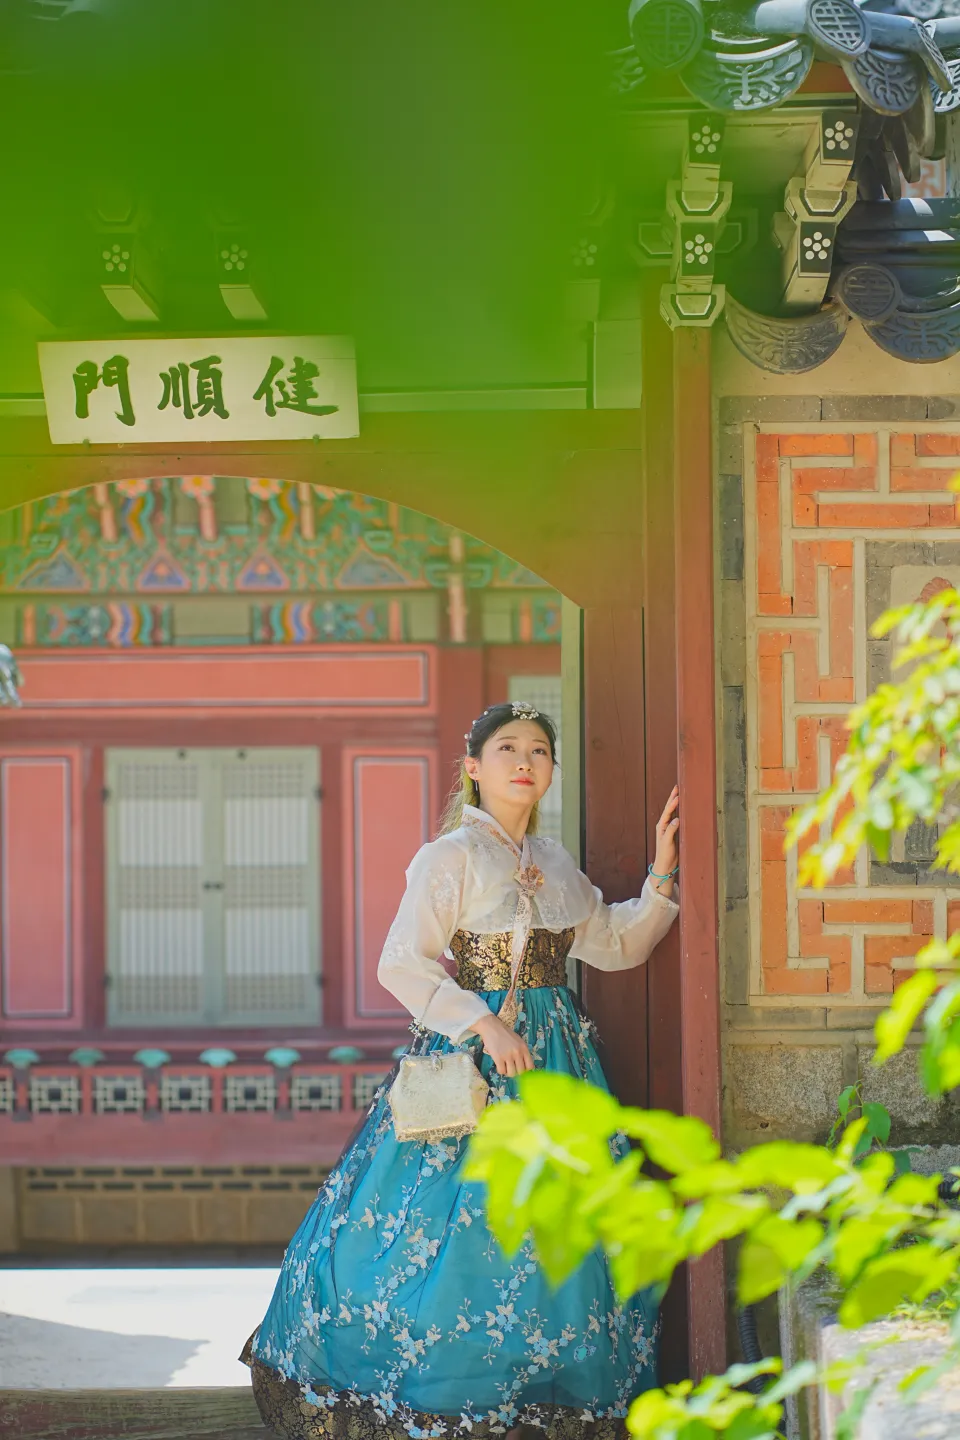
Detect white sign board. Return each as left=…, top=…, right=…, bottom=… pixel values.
left=38, top=335, right=359, bottom=444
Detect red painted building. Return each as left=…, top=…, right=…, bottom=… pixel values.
left=0, top=479, right=562, bottom=1248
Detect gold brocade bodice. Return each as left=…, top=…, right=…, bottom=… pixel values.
left=450, top=926, right=575, bottom=992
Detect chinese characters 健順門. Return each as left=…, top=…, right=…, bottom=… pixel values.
left=71, top=353, right=339, bottom=429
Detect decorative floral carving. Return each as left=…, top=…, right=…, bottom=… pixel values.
left=865, top=302, right=960, bottom=362
left=807, top=0, right=871, bottom=59
left=724, top=295, right=849, bottom=373
left=833, top=263, right=902, bottom=322
left=682, top=36, right=813, bottom=111
left=628, top=0, right=705, bottom=72
left=843, top=46, right=923, bottom=114
left=930, top=55, right=960, bottom=112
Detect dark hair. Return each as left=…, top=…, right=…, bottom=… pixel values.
left=438, top=701, right=558, bottom=836
left=466, top=701, right=558, bottom=762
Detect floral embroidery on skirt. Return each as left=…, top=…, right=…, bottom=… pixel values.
left=243, top=986, right=658, bottom=1439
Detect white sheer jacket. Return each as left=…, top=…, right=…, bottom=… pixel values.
left=377, top=805, right=679, bottom=1042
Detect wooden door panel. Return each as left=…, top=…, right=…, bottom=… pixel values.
left=0, top=752, right=82, bottom=1025
left=343, top=750, right=435, bottom=1024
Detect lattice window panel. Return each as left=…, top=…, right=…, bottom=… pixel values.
left=29, top=1076, right=80, bottom=1114
left=353, top=1072, right=388, bottom=1110
left=106, top=748, right=320, bottom=1026
left=160, top=1074, right=211, bottom=1113
left=291, top=1074, right=342, bottom=1112
left=107, top=750, right=205, bottom=1023
left=94, top=1075, right=145, bottom=1114
left=0, top=1076, right=13, bottom=1114
left=224, top=1073, right=277, bottom=1112
left=221, top=749, right=320, bottom=1024
left=508, top=675, right=563, bottom=842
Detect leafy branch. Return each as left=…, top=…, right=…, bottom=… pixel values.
left=787, top=587, right=960, bottom=887
left=465, top=582, right=960, bottom=1437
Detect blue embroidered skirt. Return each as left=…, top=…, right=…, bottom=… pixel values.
left=243, top=985, right=658, bottom=1439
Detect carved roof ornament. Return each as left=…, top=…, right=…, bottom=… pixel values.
left=724, top=294, right=850, bottom=370
left=724, top=200, right=960, bottom=369
left=832, top=199, right=960, bottom=361
left=932, top=54, right=960, bottom=109
left=682, top=34, right=814, bottom=110
left=620, top=0, right=960, bottom=119
left=620, top=0, right=960, bottom=357
left=832, top=261, right=902, bottom=321
left=769, top=108, right=860, bottom=310
left=628, top=0, right=704, bottom=72
left=864, top=301, right=960, bottom=361
left=660, top=117, right=730, bottom=328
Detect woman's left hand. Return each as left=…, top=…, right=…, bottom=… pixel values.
left=652, top=787, right=679, bottom=893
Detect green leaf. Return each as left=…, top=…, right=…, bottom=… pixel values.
left=512, top=1150, right=546, bottom=1209
left=619, top=1108, right=721, bottom=1175
left=835, top=1381, right=876, bottom=1440
left=723, top=1416, right=782, bottom=1440
left=839, top=1246, right=959, bottom=1327
left=836, top=1085, right=858, bottom=1120
left=899, top=1357, right=957, bottom=1400
left=627, top=1368, right=783, bottom=1440
left=865, top=821, right=891, bottom=862
left=933, top=1032, right=960, bottom=1093
left=518, top=1070, right=623, bottom=1135
left=763, top=1359, right=817, bottom=1405
left=739, top=1217, right=822, bottom=1304
left=574, top=1148, right=644, bottom=1219
left=886, top=1171, right=938, bottom=1207
left=594, top=1180, right=687, bottom=1298
left=483, top=1153, right=529, bottom=1257
left=832, top=1217, right=900, bottom=1285
left=924, top=979, right=960, bottom=1037
left=861, top=1102, right=891, bottom=1147
left=680, top=1194, right=768, bottom=1257
left=609, top=1232, right=685, bottom=1301
left=671, top=1160, right=744, bottom=1200
left=835, top=1118, right=869, bottom=1165
left=736, top=1142, right=842, bottom=1193
left=721, top=1360, right=782, bottom=1390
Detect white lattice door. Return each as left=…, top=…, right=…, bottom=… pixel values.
left=219, top=748, right=319, bottom=1024
left=106, top=748, right=320, bottom=1026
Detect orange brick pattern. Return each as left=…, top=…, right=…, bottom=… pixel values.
left=748, top=429, right=960, bottom=1003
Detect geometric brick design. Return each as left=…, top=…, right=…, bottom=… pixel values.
left=746, top=428, right=960, bottom=1005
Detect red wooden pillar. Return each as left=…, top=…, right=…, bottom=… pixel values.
left=640, top=278, right=687, bottom=1382
left=673, top=323, right=725, bottom=1381
left=581, top=606, right=648, bottom=1108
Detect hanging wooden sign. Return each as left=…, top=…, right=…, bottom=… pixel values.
left=38, top=335, right=359, bottom=444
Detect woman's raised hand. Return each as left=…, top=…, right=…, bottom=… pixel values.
left=652, top=786, right=680, bottom=891
left=469, top=1013, right=535, bottom=1077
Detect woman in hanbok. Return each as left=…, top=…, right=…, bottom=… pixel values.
left=244, top=700, right=680, bottom=1440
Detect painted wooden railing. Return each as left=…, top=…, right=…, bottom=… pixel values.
left=0, top=1048, right=396, bottom=1166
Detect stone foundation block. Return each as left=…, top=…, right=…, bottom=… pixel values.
left=726, top=1044, right=844, bottom=1142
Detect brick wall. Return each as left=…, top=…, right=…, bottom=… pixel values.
left=718, top=397, right=960, bottom=1148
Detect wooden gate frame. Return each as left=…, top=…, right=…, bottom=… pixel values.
left=0, top=384, right=723, bottom=1376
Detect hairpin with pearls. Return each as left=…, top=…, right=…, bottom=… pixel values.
left=511, top=701, right=540, bottom=721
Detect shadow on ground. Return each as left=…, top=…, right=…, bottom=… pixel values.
left=0, top=1310, right=201, bottom=1388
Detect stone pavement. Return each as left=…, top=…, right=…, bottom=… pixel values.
left=0, top=1266, right=278, bottom=1389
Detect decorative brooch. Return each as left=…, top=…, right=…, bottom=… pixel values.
left=515, top=862, right=545, bottom=899
left=511, top=701, right=540, bottom=720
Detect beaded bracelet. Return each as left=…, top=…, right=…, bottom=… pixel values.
left=648, top=862, right=680, bottom=881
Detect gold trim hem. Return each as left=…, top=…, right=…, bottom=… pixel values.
left=243, top=1344, right=630, bottom=1440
